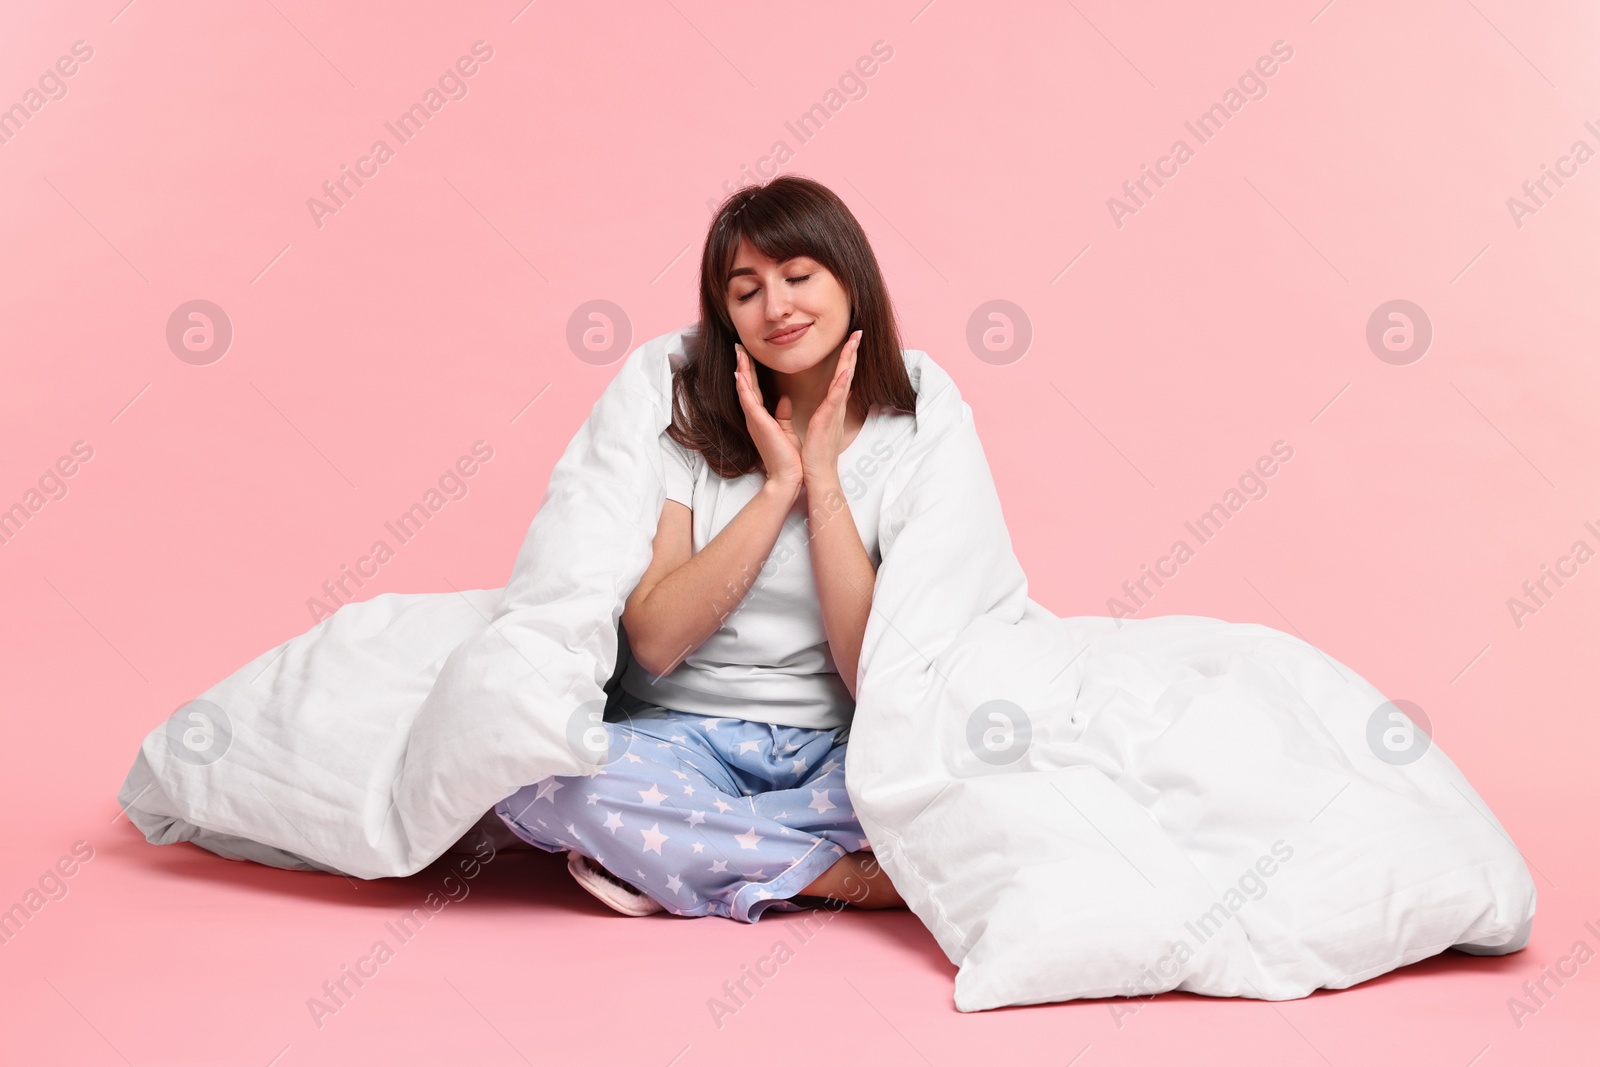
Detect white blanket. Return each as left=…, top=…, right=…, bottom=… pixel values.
left=118, top=325, right=1535, bottom=1010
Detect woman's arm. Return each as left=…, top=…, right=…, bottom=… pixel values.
left=805, top=478, right=876, bottom=699
left=785, top=329, right=873, bottom=700
left=624, top=338, right=812, bottom=680
left=621, top=480, right=801, bottom=678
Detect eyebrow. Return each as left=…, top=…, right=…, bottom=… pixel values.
left=726, top=256, right=810, bottom=284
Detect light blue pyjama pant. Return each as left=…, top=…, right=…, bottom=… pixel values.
left=494, top=701, right=869, bottom=923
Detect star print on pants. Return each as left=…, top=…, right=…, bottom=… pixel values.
left=497, top=706, right=873, bottom=922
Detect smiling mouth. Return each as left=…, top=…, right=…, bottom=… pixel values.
left=767, top=322, right=812, bottom=345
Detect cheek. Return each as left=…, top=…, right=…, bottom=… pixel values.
left=813, top=276, right=851, bottom=316
left=729, top=302, right=766, bottom=346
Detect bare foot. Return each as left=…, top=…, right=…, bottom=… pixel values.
left=800, top=851, right=905, bottom=909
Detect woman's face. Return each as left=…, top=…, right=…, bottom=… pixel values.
left=724, top=235, right=851, bottom=376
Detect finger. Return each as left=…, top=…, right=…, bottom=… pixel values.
left=826, top=350, right=856, bottom=407
left=736, top=347, right=781, bottom=431
left=836, top=332, right=861, bottom=381
left=734, top=345, right=758, bottom=408
left=740, top=345, right=767, bottom=399
left=831, top=356, right=856, bottom=400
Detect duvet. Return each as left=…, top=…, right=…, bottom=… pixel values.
left=118, top=325, right=1535, bottom=1011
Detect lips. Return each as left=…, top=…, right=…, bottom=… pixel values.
left=766, top=322, right=811, bottom=345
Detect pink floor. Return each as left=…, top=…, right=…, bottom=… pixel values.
left=3, top=815, right=1594, bottom=1064
left=3, top=0, right=1598, bottom=1063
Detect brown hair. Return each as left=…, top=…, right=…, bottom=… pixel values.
left=668, top=175, right=916, bottom=480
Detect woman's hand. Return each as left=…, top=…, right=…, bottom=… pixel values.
left=734, top=343, right=804, bottom=491
left=797, top=329, right=861, bottom=488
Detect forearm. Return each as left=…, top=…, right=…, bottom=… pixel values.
left=805, top=476, right=875, bottom=698
left=629, top=480, right=800, bottom=677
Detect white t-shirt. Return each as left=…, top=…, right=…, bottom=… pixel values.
left=618, top=403, right=914, bottom=730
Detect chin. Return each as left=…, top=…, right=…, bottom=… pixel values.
left=760, top=349, right=820, bottom=374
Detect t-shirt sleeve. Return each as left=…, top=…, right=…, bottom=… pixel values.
left=660, top=433, right=698, bottom=508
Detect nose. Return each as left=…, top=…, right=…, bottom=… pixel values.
left=763, top=284, right=793, bottom=321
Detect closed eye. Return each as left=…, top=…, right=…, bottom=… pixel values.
left=735, top=274, right=812, bottom=302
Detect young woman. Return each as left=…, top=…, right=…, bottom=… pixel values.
left=494, top=176, right=919, bottom=921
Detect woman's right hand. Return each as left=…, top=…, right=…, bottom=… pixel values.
left=734, top=343, right=804, bottom=493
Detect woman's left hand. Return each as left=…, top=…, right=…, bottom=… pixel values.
left=799, top=329, right=862, bottom=487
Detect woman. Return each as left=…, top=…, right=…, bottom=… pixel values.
left=493, top=176, right=919, bottom=921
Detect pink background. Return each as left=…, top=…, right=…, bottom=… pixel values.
left=2, top=0, right=1595, bottom=1063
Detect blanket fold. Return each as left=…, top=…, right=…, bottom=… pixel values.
left=118, top=325, right=1535, bottom=1010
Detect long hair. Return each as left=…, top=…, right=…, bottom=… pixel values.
left=669, top=175, right=916, bottom=480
